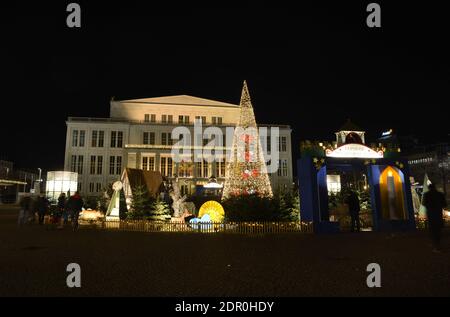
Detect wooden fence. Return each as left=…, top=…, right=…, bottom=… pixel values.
left=93, top=220, right=313, bottom=234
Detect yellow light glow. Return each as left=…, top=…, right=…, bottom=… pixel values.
left=198, top=200, right=225, bottom=222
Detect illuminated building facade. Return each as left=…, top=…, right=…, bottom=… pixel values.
left=64, top=95, right=293, bottom=197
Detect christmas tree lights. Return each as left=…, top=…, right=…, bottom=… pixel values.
left=222, top=81, right=273, bottom=199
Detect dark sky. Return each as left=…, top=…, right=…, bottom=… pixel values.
left=2, top=1, right=449, bottom=172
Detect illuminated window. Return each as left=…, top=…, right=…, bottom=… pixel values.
left=160, top=156, right=174, bottom=177
left=142, top=156, right=155, bottom=171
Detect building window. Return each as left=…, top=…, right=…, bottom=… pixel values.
left=160, top=157, right=174, bottom=177
left=282, top=159, right=288, bottom=176
left=99, top=131, right=104, bottom=147
left=203, top=159, right=209, bottom=178
left=91, top=130, right=104, bottom=147
left=91, top=130, right=98, bottom=147
left=212, top=117, right=223, bottom=125
left=179, top=115, right=190, bottom=124
left=72, top=130, right=85, bottom=147
left=214, top=158, right=226, bottom=177
left=79, top=130, right=85, bottom=147
left=71, top=155, right=77, bottom=172
left=77, top=182, right=82, bottom=192
left=97, top=156, right=103, bottom=174
left=109, top=156, right=115, bottom=175
left=111, top=131, right=123, bottom=148
left=72, top=131, right=78, bottom=147
left=143, top=132, right=148, bottom=145
left=178, top=159, right=193, bottom=178
left=162, top=132, right=173, bottom=146
left=143, top=132, right=155, bottom=145
left=142, top=156, right=155, bottom=171
left=145, top=114, right=156, bottom=123
left=111, top=131, right=116, bottom=147
left=90, top=156, right=96, bottom=175
left=77, top=155, right=83, bottom=174
left=168, top=115, right=173, bottom=123
left=162, top=115, right=167, bottom=123
left=116, top=156, right=122, bottom=175
left=278, top=136, right=287, bottom=152
left=195, top=116, right=206, bottom=124
left=117, top=131, right=123, bottom=147
left=96, top=183, right=102, bottom=193
left=89, top=182, right=94, bottom=193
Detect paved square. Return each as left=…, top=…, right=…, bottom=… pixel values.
left=1, top=206, right=449, bottom=296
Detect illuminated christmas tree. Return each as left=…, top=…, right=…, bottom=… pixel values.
left=222, top=81, right=273, bottom=199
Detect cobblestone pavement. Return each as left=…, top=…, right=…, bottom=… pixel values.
left=1, top=206, right=449, bottom=296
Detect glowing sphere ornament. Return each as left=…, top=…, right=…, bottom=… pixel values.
left=198, top=200, right=225, bottom=222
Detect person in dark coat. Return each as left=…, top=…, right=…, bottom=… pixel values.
left=422, top=183, right=447, bottom=252
left=58, top=193, right=67, bottom=225
left=36, top=195, right=49, bottom=225
left=345, top=190, right=361, bottom=232
left=67, top=191, right=84, bottom=231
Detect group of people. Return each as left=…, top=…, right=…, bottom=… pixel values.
left=18, top=191, right=84, bottom=231
left=345, top=184, right=447, bottom=252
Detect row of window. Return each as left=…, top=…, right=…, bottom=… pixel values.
left=141, top=156, right=227, bottom=178
left=72, top=130, right=123, bottom=148
left=143, top=114, right=223, bottom=125
left=70, top=155, right=122, bottom=175
left=141, top=133, right=288, bottom=152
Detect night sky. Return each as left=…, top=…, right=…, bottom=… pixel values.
left=2, top=1, right=449, bottom=172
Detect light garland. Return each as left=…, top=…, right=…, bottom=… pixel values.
left=222, top=81, right=273, bottom=199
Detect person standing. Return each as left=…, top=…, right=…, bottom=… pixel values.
left=422, top=183, right=447, bottom=252
left=67, top=191, right=83, bottom=231
left=57, top=193, right=67, bottom=228
left=346, top=190, right=361, bottom=232
left=36, top=195, right=49, bottom=225
left=18, top=194, right=32, bottom=226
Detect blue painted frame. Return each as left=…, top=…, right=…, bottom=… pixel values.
left=297, top=157, right=415, bottom=233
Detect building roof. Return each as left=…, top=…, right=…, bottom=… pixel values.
left=117, top=95, right=239, bottom=108
left=338, top=119, right=364, bottom=132
left=123, top=168, right=164, bottom=197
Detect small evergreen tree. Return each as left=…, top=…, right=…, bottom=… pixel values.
left=147, top=198, right=171, bottom=221
left=119, top=188, right=128, bottom=220
left=127, top=184, right=151, bottom=219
